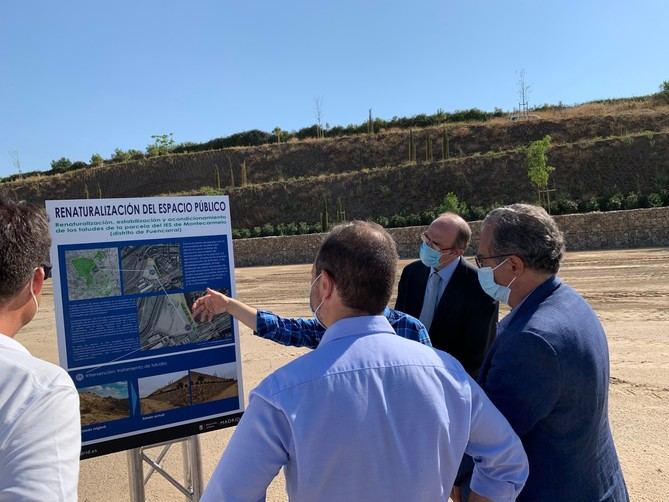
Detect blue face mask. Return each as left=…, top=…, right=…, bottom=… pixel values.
left=419, top=242, right=442, bottom=269
left=476, top=258, right=517, bottom=305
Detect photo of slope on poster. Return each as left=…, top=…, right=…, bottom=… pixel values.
left=139, top=371, right=190, bottom=415
left=121, top=243, right=183, bottom=294
left=79, top=382, right=130, bottom=426
left=190, top=363, right=238, bottom=405
left=65, top=248, right=122, bottom=301
left=137, top=290, right=232, bottom=351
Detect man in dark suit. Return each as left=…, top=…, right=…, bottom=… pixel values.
left=461, top=203, right=629, bottom=501
left=395, top=212, right=498, bottom=377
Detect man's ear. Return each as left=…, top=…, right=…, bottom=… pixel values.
left=31, top=267, right=45, bottom=297
left=508, top=255, right=525, bottom=275
left=320, top=270, right=336, bottom=299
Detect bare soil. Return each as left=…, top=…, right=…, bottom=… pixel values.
left=15, top=248, right=669, bottom=501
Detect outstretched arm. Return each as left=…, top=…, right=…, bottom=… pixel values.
left=192, top=289, right=324, bottom=349
left=192, top=288, right=258, bottom=330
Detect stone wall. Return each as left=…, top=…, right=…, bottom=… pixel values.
left=232, top=207, right=669, bottom=267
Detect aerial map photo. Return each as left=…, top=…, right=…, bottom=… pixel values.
left=65, top=248, right=122, bottom=301
left=137, top=290, right=232, bottom=351
left=121, top=243, right=183, bottom=294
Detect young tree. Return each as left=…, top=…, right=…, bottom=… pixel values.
left=90, top=153, right=104, bottom=166
left=9, top=150, right=22, bottom=178
left=658, top=80, right=669, bottom=103
left=272, top=127, right=282, bottom=144
left=146, top=133, right=175, bottom=156
left=314, top=97, right=324, bottom=139
left=517, top=69, right=531, bottom=119
left=438, top=192, right=468, bottom=216
left=527, top=135, right=555, bottom=211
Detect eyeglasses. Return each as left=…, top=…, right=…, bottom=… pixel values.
left=40, top=264, right=52, bottom=280
left=421, top=232, right=455, bottom=253
left=474, top=254, right=513, bottom=268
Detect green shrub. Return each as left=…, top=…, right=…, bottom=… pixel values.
left=260, top=223, right=275, bottom=237
left=623, top=192, right=640, bottom=210
left=251, top=226, right=262, bottom=238
left=604, top=193, right=623, bottom=211
left=406, top=213, right=422, bottom=226
left=90, top=153, right=104, bottom=166
left=420, top=210, right=436, bottom=225
left=467, top=206, right=487, bottom=221
left=297, top=222, right=310, bottom=234
left=200, top=186, right=223, bottom=196
left=70, top=161, right=88, bottom=171
left=661, top=190, right=669, bottom=205
left=579, top=197, right=600, bottom=212
left=647, top=192, right=663, bottom=207
left=438, top=192, right=468, bottom=216
left=111, top=148, right=131, bottom=163
left=50, top=157, right=72, bottom=172
left=389, top=215, right=406, bottom=228
left=556, top=199, right=579, bottom=214
left=128, top=149, right=144, bottom=161
left=376, top=216, right=389, bottom=227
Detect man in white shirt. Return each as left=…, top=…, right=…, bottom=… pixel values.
left=0, top=198, right=81, bottom=501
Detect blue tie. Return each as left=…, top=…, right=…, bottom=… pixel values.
left=419, top=271, right=441, bottom=330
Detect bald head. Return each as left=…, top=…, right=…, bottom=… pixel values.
left=428, top=213, right=471, bottom=252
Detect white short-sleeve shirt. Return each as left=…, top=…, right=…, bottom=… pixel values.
left=0, top=334, right=81, bottom=501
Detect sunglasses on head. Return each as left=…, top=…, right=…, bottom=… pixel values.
left=40, top=264, right=52, bottom=280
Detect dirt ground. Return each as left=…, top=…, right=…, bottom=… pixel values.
left=17, top=248, right=669, bottom=501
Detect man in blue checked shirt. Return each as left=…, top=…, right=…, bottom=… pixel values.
left=192, top=291, right=432, bottom=348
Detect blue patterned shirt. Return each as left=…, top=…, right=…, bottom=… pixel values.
left=254, top=306, right=431, bottom=348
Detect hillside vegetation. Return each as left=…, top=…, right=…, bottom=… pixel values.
left=2, top=98, right=668, bottom=231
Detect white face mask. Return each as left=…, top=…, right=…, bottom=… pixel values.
left=309, top=273, right=326, bottom=329
left=476, top=258, right=517, bottom=305
left=30, top=267, right=40, bottom=316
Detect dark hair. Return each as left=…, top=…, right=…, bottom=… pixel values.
left=483, top=204, right=565, bottom=274
left=0, top=199, right=50, bottom=304
left=314, top=221, right=398, bottom=314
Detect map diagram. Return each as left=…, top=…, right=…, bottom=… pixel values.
left=65, top=248, right=122, bottom=301
left=121, top=244, right=183, bottom=295
left=137, top=290, right=233, bottom=351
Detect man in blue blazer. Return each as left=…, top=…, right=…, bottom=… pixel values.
left=466, top=203, right=629, bottom=501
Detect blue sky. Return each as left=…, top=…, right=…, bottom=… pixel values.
left=83, top=382, right=128, bottom=400
left=1, top=0, right=668, bottom=177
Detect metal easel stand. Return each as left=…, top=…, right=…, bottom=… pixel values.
left=128, top=435, right=204, bottom=502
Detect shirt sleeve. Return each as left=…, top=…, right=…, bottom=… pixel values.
left=201, top=392, right=292, bottom=502
left=466, top=380, right=529, bottom=501
left=1, top=379, right=81, bottom=501
left=254, top=310, right=324, bottom=349
left=384, top=308, right=432, bottom=347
